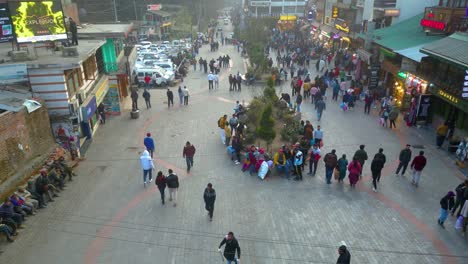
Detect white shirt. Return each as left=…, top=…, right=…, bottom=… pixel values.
left=183, top=88, right=189, bottom=96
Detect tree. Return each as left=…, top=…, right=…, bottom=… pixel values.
left=256, top=104, right=276, bottom=145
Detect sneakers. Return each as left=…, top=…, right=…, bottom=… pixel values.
left=372, top=187, right=377, bottom=193
left=144, top=181, right=147, bottom=187
left=149, top=178, right=153, bottom=183
left=234, top=161, right=240, bottom=165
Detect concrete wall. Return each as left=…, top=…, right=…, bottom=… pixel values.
left=392, top=0, right=439, bottom=24
left=0, top=105, right=55, bottom=187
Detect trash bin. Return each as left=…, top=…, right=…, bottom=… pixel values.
left=130, top=110, right=140, bottom=119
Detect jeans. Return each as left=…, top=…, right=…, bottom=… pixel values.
left=296, top=103, right=301, bottom=112
left=317, top=111, right=322, bottom=121
left=205, top=202, right=214, bottom=218
left=332, top=92, right=338, bottom=101
left=412, top=170, right=422, bottom=185
left=208, top=80, right=214, bottom=90
left=147, top=148, right=154, bottom=158
left=325, top=166, right=333, bottom=184
left=309, top=160, right=318, bottom=175
left=390, top=119, right=396, bottom=128
left=145, top=99, right=151, bottom=109
left=276, top=164, right=288, bottom=176
left=364, top=104, right=371, bottom=114
left=439, top=208, right=449, bottom=223
left=158, top=187, right=165, bottom=203
left=436, top=135, right=445, bottom=147
left=227, top=259, right=238, bottom=264
left=143, top=169, right=152, bottom=183
left=186, top=156, right=194, bottom=172
left=249, top=163, right=256, bottom=175
left=396, top=161, right=408, bottom=175
left=179, top=96, right=184, bottom=105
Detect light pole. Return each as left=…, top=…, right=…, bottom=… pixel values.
left=113, top=0, right=119, bottom=22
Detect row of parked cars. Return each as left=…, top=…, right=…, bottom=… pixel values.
left=133, top=40, right=191, bottom=87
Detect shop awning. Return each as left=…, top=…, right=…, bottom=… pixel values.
left=396, top=45, right=427, bottom=62
left=420, top=32, right=468, bottom=69
left=371, top=13, right=444, bottom=51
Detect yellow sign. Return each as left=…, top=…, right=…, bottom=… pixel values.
left=280, top=15, right=296, bottom=21
left=332, top=6, right=339, bottom=18
left=335, top=23, right=349, bottom=33
left=438, top=90, right=459, bottom=104
left=161, top=22, right=172, bottom=27
left=342, top=37, right=351, bottom=42
left=95, top=78, right=109, bottom=104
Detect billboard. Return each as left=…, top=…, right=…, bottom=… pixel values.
left=0, top=3, right=14, bottom=42
left=9, top=1, right=67, bottom=43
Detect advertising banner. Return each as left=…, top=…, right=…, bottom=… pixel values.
left=9, top=1, right=67, bottom=43
left=0, top=3, right=14, bottom=42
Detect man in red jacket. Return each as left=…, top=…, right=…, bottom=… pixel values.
left=182, top=141, right=196, bottom=173
left=410, top=151, right=427, bottom=187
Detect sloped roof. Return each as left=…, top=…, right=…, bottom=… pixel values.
left=420, top=32, right=468, bottom=69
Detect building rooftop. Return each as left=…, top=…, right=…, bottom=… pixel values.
left=0, top=86, right=31, bottom=112
left=78, top=23, right=134, bottom=39
left=0, top=39, right=106, bottom=69
left=420, top=32, right=468, bottom=69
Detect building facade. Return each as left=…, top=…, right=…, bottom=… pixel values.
left=248, top=0, right=308, bottom=17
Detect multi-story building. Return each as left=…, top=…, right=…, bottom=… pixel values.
left=247, top=0, right=308, bottom=18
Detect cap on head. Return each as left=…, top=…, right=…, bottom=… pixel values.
left=447, top=191, right=455, bottom=197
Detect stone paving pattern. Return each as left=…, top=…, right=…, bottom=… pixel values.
left=1, top=23, right=467, bottom=264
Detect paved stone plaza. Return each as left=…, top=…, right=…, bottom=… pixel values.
left=1, top=24, right=467, bottom=264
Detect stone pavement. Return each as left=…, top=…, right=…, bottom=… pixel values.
left=1, top=23, right=467, bottom=264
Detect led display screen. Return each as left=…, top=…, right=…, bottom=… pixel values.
left=0, top=3, right=14, bottom=42
left=9, top=1, right=67, bottom=43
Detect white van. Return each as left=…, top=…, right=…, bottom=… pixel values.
left=154, top=61, right=175, bottom=72
left=135, top=67, right=173, bottom=86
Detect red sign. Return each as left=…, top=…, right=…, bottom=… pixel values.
left=420, top=18, right=445, bottom=31
left=147, top=4, right=162, bottom=11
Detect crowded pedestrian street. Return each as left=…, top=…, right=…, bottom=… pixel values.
left=1, top=22, right=467, bottom=264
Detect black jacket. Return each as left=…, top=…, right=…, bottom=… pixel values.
left=440, top=195, right=455, bottom=210
left=371, top=157, right=385, bottom=172
left=336, top=247, right=351, bottom=264
left=374, top=152, right=386, bottom=165
left=219, top=236, right=241, bottom=261
left=399, top=149, right=412, bottom=163
left=166, top=173, right=179, bottom=188
left=203, top=188, right=216, bottom=205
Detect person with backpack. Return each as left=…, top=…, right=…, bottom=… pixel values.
left=218, top=114, right=228, bottom=144
left=203, top=183, right=216, bottom=221
left=155, top=171, right=167, bottom=205
left=323, top=149, right=338, bottom=184
left=218, top=231, right=241, bottom=263
left=166, top=169, right=179, bottom=207
left=438, top=191, right=455, bottom=228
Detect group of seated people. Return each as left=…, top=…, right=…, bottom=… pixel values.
left=0, top=156, right=76, bottom=243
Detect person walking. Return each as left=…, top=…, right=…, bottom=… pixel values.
left=144, top=133, right=155, bottom=158
left=218, top=114, right=228, bottom=144
left=308, top=144, right=321, bottom=176
left=336, top=242, right=351, bottom=264
left=438, top=191, right=455, bottom=228
left=436, top=122, right=449, bottom=148
left=224, top=124, right=232, bottom=146
left=142, top=89, right=151, bottom=109
left=348, top=157, right=362, bottom=188
left=389, top=107, right=398, bottom=129
left=296, top=93, right=303, bottom=113
left=208, top=72, right=215, bottom=90
left=337, top=154, right=348, bottom=183
left=353, top=145, right=368, bottom=176
left=370, top=149, right=386, bottom=192
left=323, top=149, right=338, bottom=184
left=178, top=86, right=184, bottom=105
left=140, top=150, right=154, bottom=187
left=98, top=103, right=106, bottom=124
left=182, top=141, right=196, bottom=173
left=155, top=171, right=167, bottom=204
left=293, top=144, right=304, bottom=181
left=214, top=72, right=219, bottom=89
left=144, top=74, right=151, bottom=89
left=410, top=151, right=427, bottom=187
left=314, top=125, right=323, bottom=147
left=396, top=144, right=412, bottom=176
left=364, top=94, right=373, bottom=114
left=166, top=169, right=179, bottom=207
left=166, top=88, right=174, bottom=108
left=315, top=98, right=326, bottom=121
left=452, top=180, right=468, bottom=217
left=203, top=183, right=216, bottom=221
left=183, top=86, right=189, bottom=105
left=218, top=231, right=241, bottom=264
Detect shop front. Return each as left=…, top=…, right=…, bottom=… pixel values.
left=428, top=84, right=468, bottom=130
left=277, top=15, right=296, bottom=32
left=80, top=96, right=98, bottom=139
left=93, top=76, right=110, bottom=116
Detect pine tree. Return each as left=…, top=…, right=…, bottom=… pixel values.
left=256, top=104, right=276, bottom=145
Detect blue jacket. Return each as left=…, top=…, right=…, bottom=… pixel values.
left=294, top=150, right=303, bottom=166
left=144, top=136, right=155, bottom=150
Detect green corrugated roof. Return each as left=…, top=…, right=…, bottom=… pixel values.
left=420, top=32, right=468, bottom=69
left=368, top=14, right=445, bottom=51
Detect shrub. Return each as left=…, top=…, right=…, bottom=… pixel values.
left=256, top=104, right=276, bottom=144
left=246, top=98, right=265, bottom=128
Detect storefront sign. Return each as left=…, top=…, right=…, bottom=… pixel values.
left=81, top=96, right=97, bottom=120
left=463, top=70, right=468, bottom=93
left=368, top=65, right=381, bottom=90
left=420, top=18, right=446, bottom=31
left=384, top=9, right=400, bottom=17
left=147, top=4, right=162, bottom=11
left=94, top=78, right=109, bottom=105
left=334, top=18, right=349, bottom=33
left=437, top=89, right=459, bottom=104
left=397, top=71, right=407, bottom=79
left=250, top=1, right=270, bottom=7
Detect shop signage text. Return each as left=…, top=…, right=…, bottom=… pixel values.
left=332, top=6, right=339, bottom=18
left=438, top=90, right=459, bottom=104
left=250, top=1, right=270, bottom=7
left=334, top=18, right=349, bottom=33
left=147, top=4, right=162, bottom=11
left=420, top=18, right=445, bottom=31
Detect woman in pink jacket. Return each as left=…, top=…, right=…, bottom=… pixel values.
left=348, top=157, right=362, bottom=188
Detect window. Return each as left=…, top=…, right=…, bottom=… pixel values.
left=65, top=68, right=83, bottom=96
left=83, top=56, right=97, bottom=81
